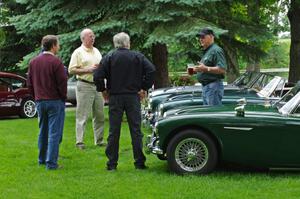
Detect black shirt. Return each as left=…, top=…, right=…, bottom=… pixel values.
left=94, top=48, right=156, bottom=95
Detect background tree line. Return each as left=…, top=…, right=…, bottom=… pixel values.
left=0, top=0, right=299, bottom=87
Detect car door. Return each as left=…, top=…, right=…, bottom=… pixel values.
left=274, top=105, right=300, bottom=166
left=0, top=78, right=19, bottom=116
left=219, top=112, right=284, bottom=167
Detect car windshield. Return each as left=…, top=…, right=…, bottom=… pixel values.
left=257, top=76, right=285, bottom=98
left=275, top=82, right=300, bottom=109
left=0, top=77, right=25, bottom=91
left=248, top=73, right=275, bottom=91
left=233, top=71, right=260, bottom=87
left=279, top=90, right=300, bottom=115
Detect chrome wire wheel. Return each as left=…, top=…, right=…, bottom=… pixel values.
left=174, top=138, right=208, bottom=172
left=23, top=100, right=36, bottom=118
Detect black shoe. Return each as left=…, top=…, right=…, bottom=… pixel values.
left=76, top=143, right=85, bottom=150
left=96, top=142, right=107, bottom=147
left=46, top=164, right=63, bottom=170
left=135, top=165, right=148, bottom=170
left=106, top=166, right=117, bottom=171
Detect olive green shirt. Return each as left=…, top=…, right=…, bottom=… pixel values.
left=196, top=43, right=227, bottom=83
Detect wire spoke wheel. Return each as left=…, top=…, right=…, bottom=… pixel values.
left=22, top=99, right=36, bottom=118
left=175, top=138, right=208, bottom=172
left=167, top=129, right=218, bottom=174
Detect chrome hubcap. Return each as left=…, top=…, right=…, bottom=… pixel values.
left=175, top=138, right=208, bottom=172
left=24, top=100, right=36, bottom=117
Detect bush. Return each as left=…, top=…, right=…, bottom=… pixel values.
left=170, top=74, right=197, bottom=86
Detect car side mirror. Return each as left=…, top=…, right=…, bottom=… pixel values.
left=235, top=105, right=245, bottom=117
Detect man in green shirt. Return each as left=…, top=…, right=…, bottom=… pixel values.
left=194, top=28, right=227, bottom=105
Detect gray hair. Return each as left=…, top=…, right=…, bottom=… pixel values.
left=80, top=28, right=93, bottom=42
left=113, top=32, right=130, bottom=48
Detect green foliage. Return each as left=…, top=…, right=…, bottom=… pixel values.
left=260, top=39, right=290, bottom=68
left=16, top=49, right=39, bottom=70
left=170, top=73, right=197, bottom=86
left=6, top=0, right=223, bottom=70
left=0, top=4, right=9, bottom=25
left=1, top=0, right=290, bottom=75
left=0, top=1, right=31, bottom=71
left=0, top=29, right=5, bottom=46
left=238, top=39, right=290, bottom=69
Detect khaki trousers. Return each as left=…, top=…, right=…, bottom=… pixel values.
left=75, top=81, right=104, bottom=145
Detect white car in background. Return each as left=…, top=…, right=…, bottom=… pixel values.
left=67, top=76, right=77, bottom=105
left=67, top=76, right=109, bottom=106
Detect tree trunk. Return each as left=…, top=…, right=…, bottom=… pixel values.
left=288, top=0, right=300, bottom=83
left=246, top=0, right=261, bottom=73
left=152, top=43, right=169, bottom=88
left=246, top=56, right=261, bottom=72
left=220, top=37, right=239, bottom=83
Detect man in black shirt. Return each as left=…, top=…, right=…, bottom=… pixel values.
left=94, top=32, right=155, bottom=170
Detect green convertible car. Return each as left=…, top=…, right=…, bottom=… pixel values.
left=145, top=71, right=274, bottom=114
left=143, top=72, right=276, bottom=125
left=145, top=83, right=300, bottom=174
left=154, top=76, right=291, bottom=121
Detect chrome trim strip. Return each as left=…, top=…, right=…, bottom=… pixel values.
left=224, top=127, right=253, bottom=131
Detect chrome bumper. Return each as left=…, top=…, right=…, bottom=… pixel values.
left=142, top=110, right=156, bottom=127
left=145, top=133, right=163, bottom=155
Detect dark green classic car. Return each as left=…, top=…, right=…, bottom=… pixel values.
left=146, top=71, right=274, bottom=114
left=155, top=76, right=290, bottom=120
left=145, top=83, right=300, bottom=174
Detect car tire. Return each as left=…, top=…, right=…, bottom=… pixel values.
left=70, top=100, right=77, bottom=106
left=19, top=98, right=37, bottom=118
left=167, top=129, right=218, bottom=174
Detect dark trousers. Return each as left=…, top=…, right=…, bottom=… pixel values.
left=106, top=94, right=146, bottom=168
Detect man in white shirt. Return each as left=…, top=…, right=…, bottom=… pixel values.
left=69, top=28, right=105, bottom=149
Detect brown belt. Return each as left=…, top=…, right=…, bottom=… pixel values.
left=78, top=79, right=94, bottom=84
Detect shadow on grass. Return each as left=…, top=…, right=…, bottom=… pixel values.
left=214, top=162, right=300, bottom=179
left=0, top=115, right=24, bottom=120
left=148, top=160, right=300, bottom=178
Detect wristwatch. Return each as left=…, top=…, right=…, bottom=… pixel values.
left=207, top=67, right=211, bottom=72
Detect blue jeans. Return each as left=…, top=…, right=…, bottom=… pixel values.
left=36, top=100, right=65, bottom=169
left=202, top=80, right=224, bottom=105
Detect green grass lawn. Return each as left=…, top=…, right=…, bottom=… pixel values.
left=1, top=107, right=300, bottom=199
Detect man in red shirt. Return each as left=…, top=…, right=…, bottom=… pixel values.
left=27, top=35, right=67, bottom=170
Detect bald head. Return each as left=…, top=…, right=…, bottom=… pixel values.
left=80, top=28, right=95, bottom=48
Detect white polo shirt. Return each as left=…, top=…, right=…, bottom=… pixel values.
left=69, top=45, right=102, bottom=82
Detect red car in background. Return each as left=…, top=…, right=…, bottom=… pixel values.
left=0, top=72, right=37, bottom=118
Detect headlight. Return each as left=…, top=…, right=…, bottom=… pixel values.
left=159, top=103, right=164, bottom=109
